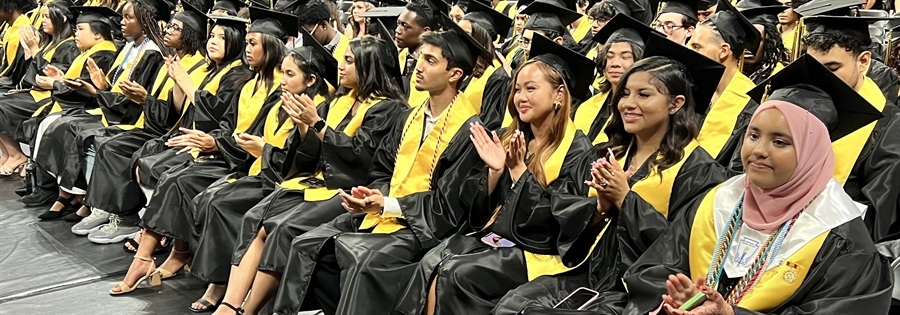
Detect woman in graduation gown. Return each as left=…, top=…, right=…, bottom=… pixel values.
left=72, top=2, right=209, bottom=228
left=0, top=0, right=38, bottom=91
left=736, top=1, right=789, bottom=84
left=618, top=57, right=893, bottom=315
left=491, top=33, right=731, bottom=315
left=106, top=11, right=284, bottom=296
left=458, top=1, right=513, bottom=130
left=203, top=35, right=407, bottom=315
left=393, top=34, right=595, bottom=315
left=0, top=0, right=79, bottom=175
left=32, top=0, right=166, bottom=220
left=271, top=20, right=490, bottom=315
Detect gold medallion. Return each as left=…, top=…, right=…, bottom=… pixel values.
left=783, top=269, right=797, bottom=284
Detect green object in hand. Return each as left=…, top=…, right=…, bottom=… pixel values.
left=679, top=292, right=708, bottom=311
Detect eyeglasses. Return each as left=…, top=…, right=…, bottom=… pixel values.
left=589, top=17, right=609, bottom=24
left=652, top=22, right=684, bottom=34
left=166, top=23, right=183, bottom=33
left=518, top=37, right=532, bottom=49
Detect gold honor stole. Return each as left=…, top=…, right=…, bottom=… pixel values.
left=279, top=93, right=384, bottom=201
left=407, top=57, right=429, bottom=107
left=360, top=96, right=479, bottom=233
left=781, top=26, right=799, bottom=57
left=116, top=52, right=209, bottom=131
left=234, top=71, right=283, bottom=135
left=495, top=1, right=517, bottom=19
left=688, top=180, right=829, bottom=312
left=30, top=2, right=48, bottom=29
left=696, top=72, right=755, bottom=159
left=84, top=42, right=156, bottom=125
left=463, top=61, right=500, bottom=113
left=831, top=77, right=886, bottom=185
left=169, top=59, right=244, bottom=134
left=0, top=15, right=30, bottom=76
left=34, top=40, right=118, bottom=116
left=247, top=93, right=328, bottom=176
left=570, top=17, right=593, bottom=43
left=29, top=37, right=75, bottom=103
left=573, top=90, right=611, bottom=144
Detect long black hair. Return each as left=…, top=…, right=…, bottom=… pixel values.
left=286, top=48, right=330, bottom=99
left=600, top=56, right=700, bottom=173
left=596, top=41, right=645, bottom=93
left=207, top=22, right=246, bottom=72
left=237, top=32, right=287, bottom=90
left=41, top=1, right=76, bottom=48
left=336, top=35, right=407, bottom=102
left=88, top=20, right=118, bottom=41
left=466, top=22, right=495, bottom=79
left=746, top=21, right=789, bottom=84
left=171, top=14, right=205, bottom=56
left=128, top=0, right=169, bottom=56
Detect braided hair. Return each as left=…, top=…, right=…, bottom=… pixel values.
left=129, top=0, right=170, bottom=57
left=747, top=21, right=788, bottom=84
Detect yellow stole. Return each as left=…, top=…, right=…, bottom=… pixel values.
left=586, top=42, right=600, bottom=61
left=697, top=72, right=755, bottom=159
left=171, top=59, right=244, bottom=133
left=570, top=16, right=593, bottom=43
left=84, top=40, right=157, bottom=125
left=462, top=61, right=500, bottom=113
left=116, top=52, right=209, bottom=131
left=831, top=78, right=885, bottom=185
left=688, top=184, right=828, bottom=312
left=780, top=25, right=799, bottom=58
left=407, top=56, right=429, bottom=108
left=36, top=40, right=118, bottom=116
left=0, top=14, right=30, bottom=76
left=360, top=96, right=479, bottom=233
left=771, top=62, right=785, bottom=76
left=278, top=93, right=383, bottom=201
left=234, top=71, right=283, bottom=134
left=247, top=93, right=328, bottom=176
left=573, top=90, right=611, bottom=144
left=495, top=1, right=518, bottom=19
left=29, top=37, right=75, bottom=103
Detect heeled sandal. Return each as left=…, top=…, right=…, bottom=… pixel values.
left=0, top=161, right=25, bottom=177
left=155, top=250, right=192, bottom=280
left=219, top=301, right=244, bottom=315
left=109, top=256, right=161, bottom=295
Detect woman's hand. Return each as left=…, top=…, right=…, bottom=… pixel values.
left=62, top=78, right=98, bottom=96
left=35, top=75, right=55, bottom=89
left=233, top=133, right=265, bottom=158
left=661, top=274, right=702, bottom=310
left=506, top=130, right=526, bottom=170
left=20, top=27, right=40, bottom=58
left=585, top=159, right=616, bottom=221
left=662, top=276, right=734, bottom=315
left=469, top=122, right=505, bottom=172
left=285, top=93, right=321, bottom=126
left=119, top=80, right=148, bottom=104
left=593, top=148, right=635, bottom=209
left=165, top=55, right=193, bottom=92
left=86, top=58, right=109, bottom=91
left=281, top=93, right=307, bottom=128
left=166, top=128, right=217, bottom=154
left=43, top=65, right=64, bottom=80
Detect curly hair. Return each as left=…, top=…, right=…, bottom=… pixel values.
left=296, top=1, right=332, bottom=26
left=587, top=1, right=618, bottom=23
left=803, top=32, right=868, bottom=58
left=173, top=15, right=206, bottom=56
left=129, top=0, right=170, bottom=57
left=747, top=22, right=788, bottom=83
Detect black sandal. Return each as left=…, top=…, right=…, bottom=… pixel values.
left=37, top=196, right=79, bottom=221
left=188, top=297, right=221, bottom=313
left=123, top=236, right=172, bottom=254
left=219, top=302, right=244, bottom=315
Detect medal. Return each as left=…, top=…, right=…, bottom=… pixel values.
left=782, top=269, right=797, bottom=284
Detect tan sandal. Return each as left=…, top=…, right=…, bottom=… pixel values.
left=109, top=256, right=161, bottom=295
left=156, top=250, right=192, bottom=280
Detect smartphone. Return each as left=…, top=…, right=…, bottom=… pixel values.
left=480, top=232, right=516, bottom=248
left=678, top=292, right=708, bottom=311
left=553, top=287, right=600, bottom=310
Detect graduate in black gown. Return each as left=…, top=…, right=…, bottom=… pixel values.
left=106, top=13, right=283, bottom=296
left=619, top=56, right=893, bottom=315
left=735, top=0, right=789, bottom=84
left=393, top=32, right=596, bottom=315
left=68, top=1, right=210, bottom=227
left=0, top=0, right=79, bottom=176
left=458, top=0, right=513, bottom=130
left=205, top=34, right=407, bottom=315
left=33, top=0, right=167, bottom=221
left=271, top=16, right=491, bottom=315
left=492, top=32, right=730, bottom=315
left=0, top=0, right=38, bottom=91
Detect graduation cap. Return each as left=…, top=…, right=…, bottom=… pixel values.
left=643, top=32, right=726, bottom=113
left=298, top=27, right=340, bottom=88
left=522, top=0, right=581, bottom=33
left=419, top=0, right=450, bottom=25
left=134, top=0, right=174, bottom=21
left=657, top=0, right=705, bottom=20
left=518, top=0, right=536, bottom=8
left=746, top=54, right=883, bottom=141
left=463, top=0, right=513, bottom=41
left=736, top=0, right=788, bottom=25
left=599, top=0, right=647, bottom=19
left=592, top=13, right=657, bottom=48
left=70, top=6, right=121, bottom=28
left=803, top=15, right=890, bottom=47
left=248, top=6, right=298, bottom=42
left=362, top=6, right=405, bottom=39
left=198, top=0, right=216, bottom=12
left=528, top=33, right=595, bottom=101
left=209, top=13, right=249, bottom=30
left=247, top=0, right=272, bottom=8
left=48, top=0, right=76, bottom=21
left=434, top=14, right=492, bottom=75
left=706, top=0, right=761, bottom=55
left=175, top=0, right=209, bottom=33
left=793, top=0, right=863, bottom=17
left=211, top=0, right=246, bottom=14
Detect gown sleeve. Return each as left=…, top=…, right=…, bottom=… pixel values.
left=210, top=85, right=282, bottom=172
left=365, top=109, right=411, bottom=191
left=479, top=70, right=512, bottom=131
left=191, top=66, right=251, bottom=132
left=50, top=50, right=117, bottom=111
left=96, top=50, right=164, bottom=125
left=49, top=40, right=79, bottom=73
left=0, top=43, right=27, bottom=90
left=276, top=99, right=333, bottom=181
left=854, top=108, right=900, bottom=242
left=867, top=60, right=899, bottom=106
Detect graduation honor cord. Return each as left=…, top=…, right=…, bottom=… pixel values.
left=705, top=192, right=801, bottom=305
left=110, top=37, right=150, bottom=84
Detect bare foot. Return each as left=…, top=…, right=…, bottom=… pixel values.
left=110, top=257, right=154, bottom=293
left=192, top=284, right=227, bottom=312
left=76, top=205, right=91, bottom=217
left=125, top=232, right=143, bottom=252
left=1, top=155, right=26, bottom=172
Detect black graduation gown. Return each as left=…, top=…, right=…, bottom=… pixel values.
left=0, top=16, right=30, bottom=91
left=867, top=59, right=899, bottom=106
left=271, top=112, right=486, bottom=315
left=619, top=178, right=894, bottom=315
left=34, top=49, right=163, bottom=191
left=393, top=130, right=595, bottom=315
left=190, top=97, right=404, bottom=284
left=491, top=146, right=729, bottom=315
left=138, top=78, right=280, bottom=241
left=476, top=68, right=513, bottom=131
left=0, top=40, right=79, bottom=139
left=852, top=108, right=900, bottom=242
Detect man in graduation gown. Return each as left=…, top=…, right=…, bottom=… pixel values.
left=686, top=0, right=761, bottom=170
left=277, top=0, right=350, bottom=70
left=394, top=0, right=446, bottom=107
left=576, top=0, right=647, bottom=58
left=619, top=55, right=893, bottom=315
left=0, top=0, right=37, bottom=90
left=653, top=0, right=703, bottom=45
left=271, top=16, right=492, bottom=315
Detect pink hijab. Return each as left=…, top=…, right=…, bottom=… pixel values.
left=742, top=100, right=835, bottom=233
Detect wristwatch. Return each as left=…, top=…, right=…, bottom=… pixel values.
left=312, top=119, right=326, bottom=132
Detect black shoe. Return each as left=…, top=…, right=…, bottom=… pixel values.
left=38, top=196, right=80, bottom=221
left=15, top=186, right=31, bottom=197
left=62, top=211, right=87, bottom=222
left=22, top=188, right=57, bottom=207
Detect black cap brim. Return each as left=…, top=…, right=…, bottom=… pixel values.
left=707, top=0, right=761, bottom=55
left=658, top=0, right=703, bottom=20
left=794, top=0, right=864, bottom=16
left=746, top=54, right=883, bottom=141
left=592, top=13, right=658, bottom=47
left=803, top=15, right=891, bottom=47
left=176, top=0, right=209, bottom=33
left=210, top=14, right=250, bottom=29
left=134, top=0, right=173, bottom=21
left=249, top=6, right=298, bottom=43
left=437, top=14, right=492, bottom=75
left=247, top=0, right=273, bottom=8
left=71, top=6, right=121, bottom=28
left=643, top=32, right=726, bottom=114
left=739, top=5, right=789, bottom=25
left=464, top=0, right=513, bottom=41
left=528, top=33, right=595, bottom=101
left=298, top=27, right=340, bottom=87
left=522, top=0, right=581, bottom=25
left=212, top=0, right=247, bottom=14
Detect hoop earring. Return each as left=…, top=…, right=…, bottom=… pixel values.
left=554, top=101, right=561, bottom=111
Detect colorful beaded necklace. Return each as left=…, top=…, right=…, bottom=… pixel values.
left=705, top=192, right=801, bottom=306
left=110, top=37, right=150, bottom=84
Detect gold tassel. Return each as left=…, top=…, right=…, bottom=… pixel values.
left=792, top=18, right=805, bottom=61
left=761, top=83, right=771, bottom=103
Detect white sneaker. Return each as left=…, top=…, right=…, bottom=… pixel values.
left=87, top=214, right=140, bottom=244
left=71, top=209, right=111, bottom=235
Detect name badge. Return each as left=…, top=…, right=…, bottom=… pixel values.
left=734, top=236, right=760, bottom=266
